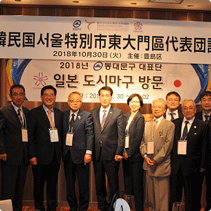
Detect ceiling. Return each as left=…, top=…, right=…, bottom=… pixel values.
left=0, top=0, right=211, bottom=11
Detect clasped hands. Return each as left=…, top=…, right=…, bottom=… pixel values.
left=144, top=156, right=158, bottom=168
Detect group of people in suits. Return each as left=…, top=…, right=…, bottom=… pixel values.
left=141, top=91, right=210, bottom=211
left=0, top=84, right=211, bottom=211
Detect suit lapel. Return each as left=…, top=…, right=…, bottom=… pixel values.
left=8, top=104, right=22, bottom=127
left=175, top=118, right=183, bottom=140
left=101, top=106, right=113, bottom=131
left=186, top=118, right=198, bottom=141
left=40, top=105, right=51, bottom=129
left=128, top=112, right=139, bottom=131
left=94, top=107, right=101, bottom=131
left=154, top=118, right=165, bottom=137
left=64, top=110, right=70, bottom=132
left=74, top=109, right=83, bottom=130
left=146, top=119, right=153, bottom=140
left=54, top=108, right=60, bottom=129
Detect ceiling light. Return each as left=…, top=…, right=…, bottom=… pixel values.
left=73, top=1, right=79, bottom=3
left=149, top=0, right=183, bottom=3
left=131, top=2, right=137, bottom=5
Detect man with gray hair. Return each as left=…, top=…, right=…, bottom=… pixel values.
left=62, top=91, right=94, bottom=211
left=170, top=99, right=208, bottom=211
left=140, top=98, right=175, bottom=211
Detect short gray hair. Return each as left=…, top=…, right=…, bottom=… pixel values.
left=68, top=91, right=82, bottom=101
left=152, top=98, right=166, bottom=109
left=182, top=99, right=196, bottom=107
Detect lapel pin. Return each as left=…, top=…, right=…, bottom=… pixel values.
left=194, top=133, right=197, bottom=135
left=78, top=116, right=81, bottom=120
left=194, top=126, right=197, bottom=128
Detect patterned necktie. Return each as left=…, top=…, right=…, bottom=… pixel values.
left=170, top=112, right=175, bottom=121
left=182, top=120, right=189, bottom=140
left=205, top=115, right=209, bottom=123
left=17, top=108, right=23, bottom=127
left=47, top=109, right=54, bottom=129
left=101, top=110, right=107, bottom=130
left=69, top=113, right=75, bottom=129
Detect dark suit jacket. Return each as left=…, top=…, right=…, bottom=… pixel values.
left=195, top=111, right=211, bottom=123
left=171, top=117, right=208, bottom=176
left=28, top=105, right=63, bottom=165
left=0, top=104, right=29, bottom=165
left=124, top=112, right=145, bottom=162
left=91, top=106, right=125, bottom=161
left=62, top=109, right=94, bottom=164
left=163, top=109, right=183, bottom=120
left=195, top=111, right=211, bottom=169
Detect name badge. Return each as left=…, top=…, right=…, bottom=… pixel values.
left=147, top=141, right=154, bottom=154
left=177, top=140, right=187, bottom=155
left=66, top=132, right=74, bottom=146
left=22, top=128, right=28, bottom=142
left=125, top=135, right=129, bottom=149
left=49, top=128, right=59, bottom=142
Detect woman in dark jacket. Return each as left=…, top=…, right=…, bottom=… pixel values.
left=123, top=93, right=145, bottom=211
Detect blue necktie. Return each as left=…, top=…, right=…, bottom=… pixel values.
left=182, top=121, right=189, bottom=140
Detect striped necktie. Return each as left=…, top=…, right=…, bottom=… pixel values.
left=101, top=110, right=107, bottom=130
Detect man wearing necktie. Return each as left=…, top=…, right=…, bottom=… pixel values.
left=62, top=92, right=94, bottom=211
left=91, top=86, right=124, bottom=211
left=164, top=91, right=183, bottom=121
left=170, top=99, right=208, bottom=211
left=195, top=91, right=211, bottom=211
left=28, top=85, right=63, bottom=211
left=140, top=98, right=175, bottom=211
left=0, top=84, right=29, bottom=211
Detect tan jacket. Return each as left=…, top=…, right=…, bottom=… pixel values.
left=140, top=117, right=175, bottom=177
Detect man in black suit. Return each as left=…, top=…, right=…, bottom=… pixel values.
left=63, top=91, right=94, bottom=211
left=164, top=91, right=183, bottom=121
left=170, top=99, right=208, bottom=211
left=28, top=85, right=63, bottom=211
left=91, top=86, right=125, bottom=211
left=0, top=84, right=29, bottom=211
left=195, top=91, right=211, bottom=211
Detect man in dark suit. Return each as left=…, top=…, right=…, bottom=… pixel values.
left=63, top=91, right=94, bottom=211
left=28, top=85, right=63, bottom=211
left=91, top=86, right=125, bottom=211
left=0, top=84, right=29, bottom=211
left=164, top=91, right=183, bottom=121
left=170, top=99, right=208, bottom=211
left=195, top=91, right=211, bottom=211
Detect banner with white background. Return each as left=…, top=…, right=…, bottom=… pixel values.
left=1, top=16, right=211, bottom=64
left=6, top=59, right=210, bottom=103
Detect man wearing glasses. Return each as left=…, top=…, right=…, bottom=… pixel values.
left=164, top=91, right=183, bottom=121
left=28, top=85, right=63, bottom=211
left=62, top=91, right=94, bottom=211
left=170, top=99, right=208, bottom=211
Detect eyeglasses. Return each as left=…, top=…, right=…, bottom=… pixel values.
left=167, top=98, right=179, bottom=102
left=69, top=100, right=81, bottom=104
left=43, top=94, right=55, bottom=98
left=183, top=107, right=195, bottom=111
left=129, top=101, right=140, bottom=104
